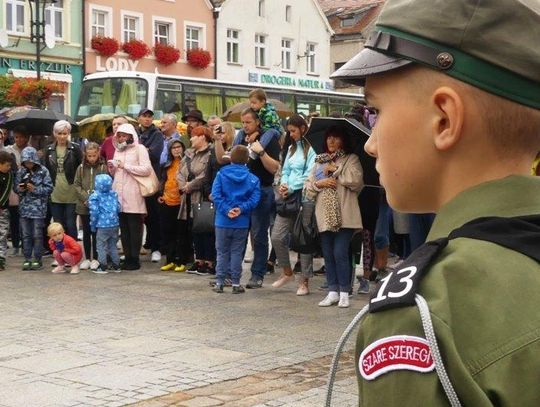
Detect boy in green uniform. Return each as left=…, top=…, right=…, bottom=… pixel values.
left=329, top=0, right=540, bottom=406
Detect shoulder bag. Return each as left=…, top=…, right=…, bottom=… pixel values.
left=132, top=145, right=160, bottom=197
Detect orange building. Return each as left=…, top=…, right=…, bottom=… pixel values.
left=85, top=0, right=216, bottom=78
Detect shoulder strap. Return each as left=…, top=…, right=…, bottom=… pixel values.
left=369, top=214, right=540, bottom=313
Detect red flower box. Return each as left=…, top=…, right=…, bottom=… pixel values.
left=122, top=39, right=151, bottom=60
left=186, top=48, right=212, bottom=69
left=154, top=43, right=181, bottom=66
left=7, top=79, right=65, bottom=107
left=91, top=36, right=119, bottom=57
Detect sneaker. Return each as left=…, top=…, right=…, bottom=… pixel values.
left=357, top=277, right=370, bottom=294
left=110, top=263, right=122, bottom=273
left=22, top=260, right=32, bottom=271
left=51, top=260, right=58, bottom=267
left=91, top=267, right=108, bottom=274
left=266, top=262, right=275, bottom=274
left=151, top=251, right=161, bottom=262
left=318, top=292, right=339, bottom=307
left=186, top=262, right=201, bottom=274
left=209, top=278, right=233, bottom=288
left=161, top=262, right=177, bottom=271
left=232, top=285, right=246, bottom=294
left=51, top=265, right=66, bottom=274
left=212, top=284, right=224, bottom=293
left=70, top=265, right=80, bottom=274
left=338, top=292, right=350, bottom=308
left=90, top=260, right=100, bottom=270
left=31, top=260, right=43, bottom=270
left=79, top=259, right=91, bottom=270
left=314, top=265, right=326, bottom=275
left=173, top=264, right=186, bottom=272
left=9, top=247, right=19, bottom=257
left=246, top=276, right=263, bottom=289
left=194, top=264, right=209, bottom=276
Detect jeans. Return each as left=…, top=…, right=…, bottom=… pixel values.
left=79, top=214, right=97, bottom=261
left=320, top=228, right=355, bottom=293
left=215, top=227, right=248, bottom=286
left=408, top=213, right=436, bottom=252
left=20, top=217, right=44, bottom=261
left=374, top=195, right=391, bottom=250
left=97, top=227, right=120, bottom=267
left=250, top=185, right=274, bottom=279
left=50, top=203, right=77, bottom=240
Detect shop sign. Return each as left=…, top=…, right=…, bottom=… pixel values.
left=248, top=71, right=334, bottom=91
left=96, top=56, right=139, bottom=72
left=0, top=57, right=73, bottom=73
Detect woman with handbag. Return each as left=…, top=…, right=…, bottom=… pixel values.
left=108, top=123, right=152, bottom=270
left=177, top=126, right=214, bottom=275
left=270, top=115, right=316, bottom=295
left=305, top=126, right=363, bottom=308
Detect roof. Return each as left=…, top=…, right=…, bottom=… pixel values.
left=322, top=0, right=384, bottom=36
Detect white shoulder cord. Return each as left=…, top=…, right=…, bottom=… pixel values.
left=325, top=304, right=369, bottom=407
left=415, top=294, right=462, bottom=407
left=325, top=297, right=462, bottom=407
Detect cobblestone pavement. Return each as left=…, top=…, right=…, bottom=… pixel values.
left=0, top=254, right=370, bottom=406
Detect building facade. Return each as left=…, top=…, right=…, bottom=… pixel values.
left=319, top=0, right=384, bottom=94
left=85, top=0, right=215, bottom=79
left=0, top=0, right=84, bottom=116
left=214, top=0, right=334, bottom=94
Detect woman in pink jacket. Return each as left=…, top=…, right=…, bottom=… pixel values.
left=108, top=123, right=152, bottom=270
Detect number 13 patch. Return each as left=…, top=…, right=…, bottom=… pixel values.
left=369, top=239, right=447, bottom=313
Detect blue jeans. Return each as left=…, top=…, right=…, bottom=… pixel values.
left=250, top=185, right=274, bottom=279
left=320, top=228, right=355, bottom=293
left=374, top=196, right=391, bottom=250
left=215, top=227, right=248, bottom=286
left=96, top=226, right=120, bottom=266
left=51, top=203, right=77, bottom=240
left=20, top=217, right=45, bottom=261
left=408, top=213, right=436, bottom=252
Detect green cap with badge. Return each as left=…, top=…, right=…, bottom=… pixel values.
left=331, top=0, right=540, bottom=109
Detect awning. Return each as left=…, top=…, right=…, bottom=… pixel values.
left=7, top=68, right=73, bottom=83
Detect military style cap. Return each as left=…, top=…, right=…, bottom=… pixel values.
left=331, top=0, right=540, bottom=109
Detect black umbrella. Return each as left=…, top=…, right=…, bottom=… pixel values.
left=304, top=117, right=379, bottom=187
left=4, top=109, right=78, bottom=135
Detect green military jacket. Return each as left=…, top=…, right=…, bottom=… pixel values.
left=355, top=176, right=540, bottom=406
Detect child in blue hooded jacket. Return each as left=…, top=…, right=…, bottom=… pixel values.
left=211, top=145, right=260, bottom=293
left=89, top=174, right=120, bottom=273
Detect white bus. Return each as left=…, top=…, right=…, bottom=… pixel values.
left=76, top=71, right=363, bottom=121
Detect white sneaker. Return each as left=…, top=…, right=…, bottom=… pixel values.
left=151, top=251, right=161, bottom=262
left=51, top=260, right=58, bottom=267
left=318, top=291, right=339, bottom=307
left=70, top=265, right=80, bottom=274
left=90, top=259, right=100, bottom=270
left=338, top=292, right=350, bottom=308
left=79, top=259, right=91, bottom=270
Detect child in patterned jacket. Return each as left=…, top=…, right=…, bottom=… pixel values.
left=89, top=174, right=120, bottom=274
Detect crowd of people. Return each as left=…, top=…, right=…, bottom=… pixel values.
left=0, top=87, right=435, bottom=308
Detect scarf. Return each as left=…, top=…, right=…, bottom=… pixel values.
left=315, top=150, right=345, bottom=232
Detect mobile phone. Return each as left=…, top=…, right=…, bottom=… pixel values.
left=214, top=125, right=223, bottom=134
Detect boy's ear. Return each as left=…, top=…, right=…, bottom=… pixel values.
left=430, top=86, right=464, bottom=151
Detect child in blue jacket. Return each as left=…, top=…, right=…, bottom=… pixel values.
left=211, top=145, right=260, bottom=293
left=89, top=174, right=120, bottom=273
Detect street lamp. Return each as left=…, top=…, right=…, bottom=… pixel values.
left=28, top=0, right=57, bottom=81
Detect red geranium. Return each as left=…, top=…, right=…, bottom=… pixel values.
left=6, top=79, right=65, bottom=107
left=122, top=39, right=151, bottom=60
left=91, top=36, right=119, bottom=57
left=186, top=48, right=212, bottom=69
left=154, top=43, right=181, bottom=66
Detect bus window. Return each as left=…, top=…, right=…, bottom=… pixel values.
left=155, top=80, right=183, bottom=119
left=76, top=78, right=148, bottom=120
left=328, top=96, right=360, bottom=117
left=223, top=88, right=249, bottom=110
left=184, top=85, right=223, bottom=119
left=296, top=95, right=328, bottom=117
left=266, top=92, right=294, bottom=112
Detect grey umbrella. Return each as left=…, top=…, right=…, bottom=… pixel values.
left=4, top=109, right=78, bottom=135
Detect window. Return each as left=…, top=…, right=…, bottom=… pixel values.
left=6, top=0, right=25, bottom=34
left=281, top=39, right=292, bottom=71
left=45, top=0, right=63, bottom=39
left=285, top=5, right=291, bottom=22
left=185, top=26, right=201, bottom=50
left=227, top=29, right=240, bottom=64
left=255, top=34, right=267, bottom=67
left=154, top=21, right=172, bottom=45
left=258, top=0, right=265, bottom=17
left=122, top=13, right=142, bottom=43
left=306, top=42, right=317, bottom=73
left=341, top=16, right=355, bottom=27
left=90, top=7, right=111, bottom=38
